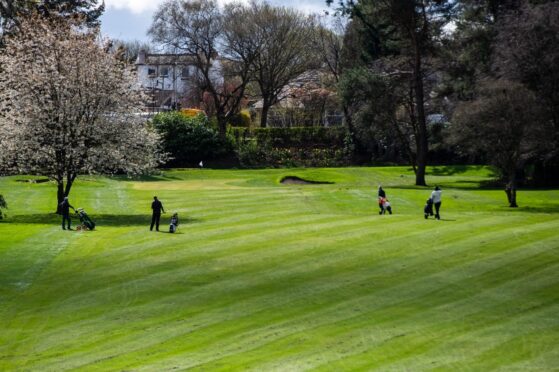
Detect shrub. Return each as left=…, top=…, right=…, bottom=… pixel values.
left=229, top=110, right=252, bottom=128
left=180, top=108, right=206, bottom=118
left=152, top=112, right=230, bottom=167
left=229, top=126, right=351, bottom=168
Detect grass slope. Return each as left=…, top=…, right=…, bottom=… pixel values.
left=0, top=166, right=558, bottom=371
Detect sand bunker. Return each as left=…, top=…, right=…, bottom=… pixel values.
left=280, top=176, right=333, bottom=185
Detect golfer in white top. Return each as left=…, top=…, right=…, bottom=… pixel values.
left=430, top=186, right=442, bottom=220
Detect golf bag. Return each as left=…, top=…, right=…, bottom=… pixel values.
left=424, top=198, right=434, bottom=219
left=75, top=208, right=96, bottom=230
left=169, top=213, right=179, bottom=233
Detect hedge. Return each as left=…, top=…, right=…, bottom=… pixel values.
left=230, top=126, right=352, bottom=168
left=229, top=126, right=347, bottom=149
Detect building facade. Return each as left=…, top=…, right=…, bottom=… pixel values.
left=135, top=50, right=198, bottom=112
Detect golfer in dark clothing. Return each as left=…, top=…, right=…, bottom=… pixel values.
left=59, top=197, right=74, bottom=230
left=377, top=186, right=386, bottom=214
left=150, top=196, right=165, bottom=231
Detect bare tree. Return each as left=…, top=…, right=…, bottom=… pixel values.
left=0, top=15, right=164, bottom=212
left=250, top=2, right=316, bottom=128
left=149, top=0, right=260, bottom=138
left=111, top=39, right=156, bottom=64
left=311, top=15, right=356, bottom=143
left=451, top=80, right=547, bottom=207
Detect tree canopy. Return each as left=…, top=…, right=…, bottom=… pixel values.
left=0, top=15, right=164, bottom=211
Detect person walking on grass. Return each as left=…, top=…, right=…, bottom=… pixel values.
left=150, top=196, right=165, bottom=231
left=377, top=186, right=386, bottom=215
left=59, top=197, right=74, bottom=230
left=430, top=186, right=442, bottom=220
left=380, top=197, right=393, bottom=215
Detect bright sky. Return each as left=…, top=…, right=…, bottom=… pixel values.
left=100, top=0, right=331, bottom=42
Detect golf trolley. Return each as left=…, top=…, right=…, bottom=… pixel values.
left=74, top=208, right=96, bottom=231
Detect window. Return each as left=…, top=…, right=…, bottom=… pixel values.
left=159, top=66, right=169, bottom=77
left=181, top=67, right=190, bottom=79
left=147, top=67, right=156, bottom=77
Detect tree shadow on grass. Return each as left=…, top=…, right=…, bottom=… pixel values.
left=389, top=179, right=503, bottom=191
left=4, top=214, right=201, bottom=227
left=111, top=173, right=184, bottom=182
left=427, top=165, right=495, bottom=176
left=497, top=206, right=559, bottom=214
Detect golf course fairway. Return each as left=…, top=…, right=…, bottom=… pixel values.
left=1, top=166, right=558, bottom=371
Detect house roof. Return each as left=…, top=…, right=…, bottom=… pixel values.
left=136, top=51, right=197, bottom=66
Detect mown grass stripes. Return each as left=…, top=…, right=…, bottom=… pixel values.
left=1, top=166, right=558, bottom=371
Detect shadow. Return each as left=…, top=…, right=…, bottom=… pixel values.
left=498, top=206, right=559, bottom=214
left=389, top=179, right=502, bottom=191
left=428, top=165, right=494, bottom=176
left=15, top=178, right=50, bottom=184
left=5, top=214, right=201, bottom=227
left=112, top=174, right=184, bottom=182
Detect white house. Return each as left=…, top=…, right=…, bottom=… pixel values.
left=135, top=50, right=223, bottom=112
left=135, top=50, right=198, bottom=111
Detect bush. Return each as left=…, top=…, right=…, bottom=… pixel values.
left=229, top=127, right=347, bottom=148
left=229, top=110, right=252, bottom=128
left=180, top=108, right=206, bottom=118
left=152, top=112, right=230, bottom=167
left=235, top=143, right=349, bottom=168
left=253, top=127, right=346, bottom=148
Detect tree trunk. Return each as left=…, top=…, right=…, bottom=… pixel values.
left=413, top=41, right=428, bottom=187
left=505, top=175, right=518, bottom=208
left=342, top=105, right=357, bottom=157
left=260, top=101, right=270, bottom=128
left=55, top=174, right=77, bottom=213
left=56, top=181, right=65, bottom=214
left=217, top=114, right=227, bottom=140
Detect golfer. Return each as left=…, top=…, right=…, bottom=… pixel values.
left=59, top=197, right=74, bottom=230
left=150, top=196, right=165, bottom=231
left=377, top=186, right=386, bottom=215
left=430, top=186, right=442, bottom=220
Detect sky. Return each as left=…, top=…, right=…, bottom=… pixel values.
left=100, top=0, right=331, bottom=42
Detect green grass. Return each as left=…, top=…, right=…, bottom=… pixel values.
left=1, top=166, right=558, bottom=371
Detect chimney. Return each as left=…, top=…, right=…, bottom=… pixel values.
left=136, top=49, right=147, bottom=65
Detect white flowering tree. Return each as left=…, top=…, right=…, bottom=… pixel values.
left=0, top=15, right=164, bottom=213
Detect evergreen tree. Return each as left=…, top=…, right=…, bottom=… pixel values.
left=329, top=0, right=455, bottom=185
left=1, top=0, right=104, bottom=43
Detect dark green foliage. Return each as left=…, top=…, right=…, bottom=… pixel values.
left=152, top=112, right=230, bottom=167
left=235, top=142, right=348, bottom=168
left=230, top=127, right=348, bottom=148
left=230, top=127, right=351, bottom=168
left=493, top=2, right=559, bottom=158
left=0, top=194, right=7, bottom=220
left=451, top=80, right=546, bottom=206
left=338, top=67, right=412, bottom=163
left=327, top=0, right=456, bottom=185
left=35, top=0, right=104, bottom=26
left=228, top=110, right=252, bottom=128
left=443, top=1, right=559, bottom=186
